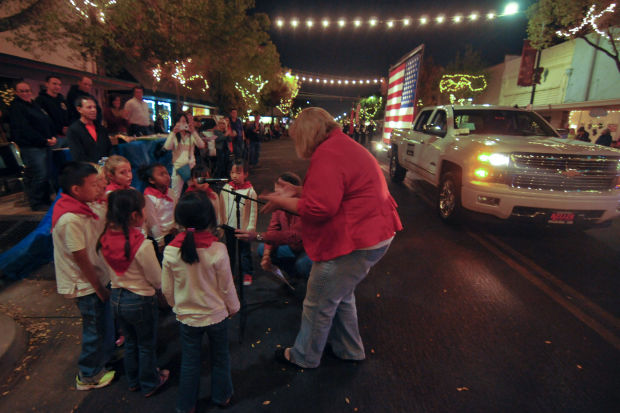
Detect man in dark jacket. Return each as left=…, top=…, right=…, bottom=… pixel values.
left=9, top=81, right=57, bottom=210
left=576, top=127, right=590, bottom=142
left=35, top=75, right=69, bottom=139
left=66, top=96, right=113, bottom=163
left=66, top=76, right=102, bottom=124
left=595, top=128, right=612, bottom=146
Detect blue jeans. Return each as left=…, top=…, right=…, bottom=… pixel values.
left=176, top=319, right=233, bottom=412
left=249, top=140, right=260, bottom=165
left=111, top=289, right=160, bottom=394
left=257, top=244, right=312, bottom=278
left=75, top=293, right=115, bottom=378
left=20, top=146, right=51, bottom=208
left=289, top=244, right=391, bottom=368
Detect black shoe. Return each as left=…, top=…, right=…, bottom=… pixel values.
left=274, top=348, right=301, bottom=368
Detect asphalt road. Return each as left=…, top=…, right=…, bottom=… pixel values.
left=1, top=136, right=618, bottom=413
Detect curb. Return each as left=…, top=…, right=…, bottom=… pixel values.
left=0, top=313, right=27, bottom=385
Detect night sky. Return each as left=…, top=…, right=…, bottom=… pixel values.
left=252, top=0, right=534, bottom=115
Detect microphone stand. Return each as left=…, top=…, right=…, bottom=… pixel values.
left=217, top=184, right=277, bottom=343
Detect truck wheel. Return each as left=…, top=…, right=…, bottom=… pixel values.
left=389, top=148, right=406, bottom=183
left=438, top=172, right=461, bottom=223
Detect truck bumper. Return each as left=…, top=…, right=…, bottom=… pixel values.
left=461, top=181, right=620, bottom=224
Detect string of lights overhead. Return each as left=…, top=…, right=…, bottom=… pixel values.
left=273, top=3, right=521, bottom=30
left=287, top=71, right=384, bottom=87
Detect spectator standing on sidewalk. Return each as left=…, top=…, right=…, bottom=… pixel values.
left=66, top=96, right=114, bottom=163
left=228, top=109, right=245, bottom=160
left=261, top=107, right=402, bottom=369
left=246, top=114, right=263, bottom=167
left=124, top=86, right=152, bottom=136
left=35, top=75, right=70, bottom=141
left=104, top=95, right=129, bottom=135
left=9, top=80, right=57, bottom=211
left=595, top=128, right=612, bottom=146
left=67, top=76, right=102, bottom=124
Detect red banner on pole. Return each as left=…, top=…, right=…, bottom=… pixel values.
left=517, top=40, right=537, bottom=87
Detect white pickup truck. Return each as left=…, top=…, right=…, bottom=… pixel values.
left=389, top=105, right=620, bottom=226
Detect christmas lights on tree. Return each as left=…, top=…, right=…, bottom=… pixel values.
left=439, top=74, right=487, bottom=93
left=556, top=3, right=619, bottom=41
left=235, top=75, right=269, bottom=108
left=69, top=0, right=116, bottom=22
left=152, top=59, right=209, bottom=92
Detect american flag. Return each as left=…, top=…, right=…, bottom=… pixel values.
left=383, top=49, right=423, bottom=143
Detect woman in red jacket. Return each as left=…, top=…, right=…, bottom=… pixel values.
left=261, top=107, right=402, bottom=368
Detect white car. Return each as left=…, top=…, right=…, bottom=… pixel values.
left=389, top=105, right=620, bottom=226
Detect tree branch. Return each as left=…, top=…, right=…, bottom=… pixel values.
left=0, top=0, right=56, bottom=33
left=581, top=34, right=620, bottom=73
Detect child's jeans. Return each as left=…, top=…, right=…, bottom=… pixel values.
left=176, top=318, right=232, bottom=413
left=75, top=292, right=115, bottom=378
left=257, top=243, right=313, bottom=278
left=111, top=288, right=160, bottom=394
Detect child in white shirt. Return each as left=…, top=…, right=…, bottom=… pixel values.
left=218, top=158, right=257, bottom=285
left=98, top=189, right=169, bottom=397
left=162, top=191, right=239, bottom=412
left=52, top=162, right=115, bottom=390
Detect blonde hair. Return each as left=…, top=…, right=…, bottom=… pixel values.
left=289, top=107, right=340, bottom=159
left=104, top=155, right=130, bottom=179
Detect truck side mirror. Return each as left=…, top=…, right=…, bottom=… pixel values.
left=424, top=123, right=447, bottom=138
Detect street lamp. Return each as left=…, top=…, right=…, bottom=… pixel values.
left=503, top=2, right=519, bottom=16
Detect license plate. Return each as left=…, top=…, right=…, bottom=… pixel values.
left=549, top=212, right=575, bottom=224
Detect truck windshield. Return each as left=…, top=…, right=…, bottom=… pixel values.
left=453, top=109, right=558, bottom=137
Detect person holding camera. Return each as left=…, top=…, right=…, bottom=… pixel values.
left=163, top=113, right=205, bottom=199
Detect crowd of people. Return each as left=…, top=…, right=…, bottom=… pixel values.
left=47, top=106, right=402, bottom=412
left=4, top=75, right=286, bottom=212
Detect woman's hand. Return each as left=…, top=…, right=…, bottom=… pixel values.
left=235, top=229, right=257, bottom=242
left=260, top=254, right=273, bottom=271
left=259, top=192, right=284, bottom=214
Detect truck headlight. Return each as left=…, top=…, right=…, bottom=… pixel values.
left=472, top=152, right=510, bottom=183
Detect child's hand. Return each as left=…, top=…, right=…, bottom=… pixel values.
left=260, top=255, right=273, bottom=271
left=96, top=286, right=110, bottom=302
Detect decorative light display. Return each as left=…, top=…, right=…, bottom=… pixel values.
left=152, top=58, right=209, bottom=92
left=556, top=3, right=619, bottom=41
left=276, top=73, right=300, bottom=115
left=0, top=87, right=15, bottom=107
left=273, top=8, right=518, bottom=30
left=69, top=0, right=116, bottom=22
left=235, top=75, right=269, bottom=108
left=439, top=74, right=488, bottom=94
left=291, top=71, right=384, bottom=87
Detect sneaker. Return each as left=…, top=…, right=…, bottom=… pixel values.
left=76, top=369, right=115, bottom=390
left=243, top=274, right=253, bottom=286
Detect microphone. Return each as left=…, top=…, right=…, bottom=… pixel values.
left=196, top=177, right=229, bottom=184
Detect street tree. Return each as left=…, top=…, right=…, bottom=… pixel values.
left=5, top=0, right=282, bottom=112
left=527, top=0, right=620, bottom=72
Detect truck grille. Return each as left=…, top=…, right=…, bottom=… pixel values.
left=509, top=153, right=619, bottom=192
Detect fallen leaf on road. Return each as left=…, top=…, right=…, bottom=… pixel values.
left=2, top=391, right=9, bottom=396
left=376, top=294, right=380, bottom=298
left=251, top=344, right=255, bottom=348
left=345, top=397, right=350, bottom=404
left=263, top=400, right=271, bottom=405
left=577, top=364, right=583, bottom=369
left=544, top=341, right=552, bottom=344
left=256, top=340, right=261, bottom=344
left=457, top=387, right=469, bottom=392
left=276, top=344, right=281, bottom=348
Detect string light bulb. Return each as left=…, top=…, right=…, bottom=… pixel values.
left=437, top=15, right=445, bottom=24
left=420, top=17, right=428, bottom=25
left=338, top=19, right=345, bottom=27
left=354, top=19, right=361, bottom=27
left=306, top=20, right=313, bottom=27
left=322, top=19, right=329, bottom=27
left=369, top=18, right=378, bottom=26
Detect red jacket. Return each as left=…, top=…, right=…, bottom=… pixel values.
left=263, top=209, right=304, bottom=252
left=297, top=129, right=402, bottom=262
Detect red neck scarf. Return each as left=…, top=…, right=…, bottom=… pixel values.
left=228, top=180, right=252, bottom=190
left=105, top=182, right=130, bottom=193
left=186, top=185, right=218, bottom=200
left=169, top=230, right=218, bottom=249
left=99, top=227, right=146, bottom=275
left=52, top=193, right=99, bottom=228
left=144, top=186, right=174, bottom=202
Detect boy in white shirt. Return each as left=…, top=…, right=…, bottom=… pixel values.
left=52, top=162, right=115, bottom=390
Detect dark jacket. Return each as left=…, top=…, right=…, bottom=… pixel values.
left=66, top=119, right=112, bottom=163
left=35, top=91, right=69, bottom=136
left=595, top=132, right=612, bottom=146
left=9, top=97, right=54, bottom=147
left=66, top=85, right=102, bottom=124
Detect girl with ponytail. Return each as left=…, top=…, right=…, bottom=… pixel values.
left=97, top=189, right=169, bottom=397
left=161, top=191, right=239, bottom=412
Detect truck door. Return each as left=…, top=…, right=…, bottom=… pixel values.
left=403, top=109, right=433, bottom=168
left=417, top=109, right=448, bottom=180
